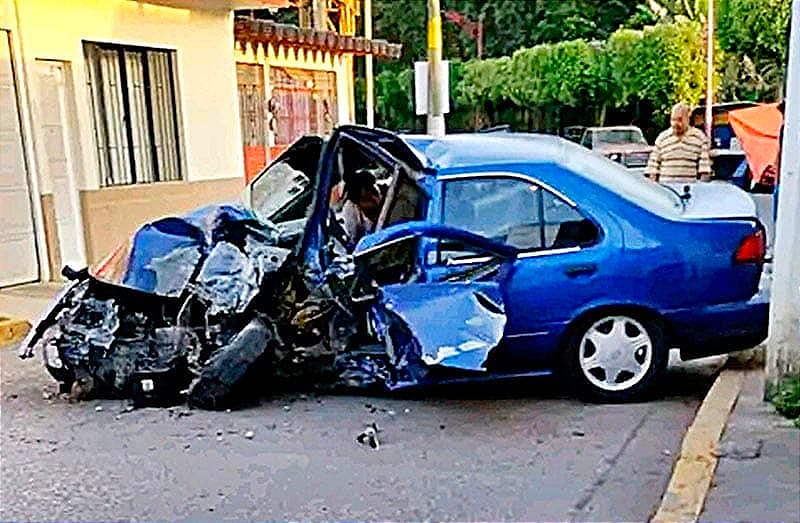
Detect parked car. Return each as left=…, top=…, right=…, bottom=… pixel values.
left=579, top=126, right=653, bottom=175
left=562, top=125, right=586, bottom=143
left=20, top=127, right=769, bottom=407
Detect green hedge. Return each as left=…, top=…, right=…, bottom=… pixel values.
left=375, top=20, right=711, bottom=138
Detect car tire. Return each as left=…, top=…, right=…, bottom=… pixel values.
left=187, top=317, right=273, bottom=410
left=563, top=313, right=667, bottom=402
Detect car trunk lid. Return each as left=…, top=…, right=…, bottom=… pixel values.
left=671, top=181, right=757, bottom=219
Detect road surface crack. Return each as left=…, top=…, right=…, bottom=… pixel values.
left=569, top=410, right=651, bottom=521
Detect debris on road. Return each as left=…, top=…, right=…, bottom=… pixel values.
left=95, top=405, right=104, bottom=412
left=356, top=423, right=380, bottom=449
left=244, top=430, right=255, bottom=439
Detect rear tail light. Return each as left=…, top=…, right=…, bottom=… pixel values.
left=734, top=229, right=765, bottom=264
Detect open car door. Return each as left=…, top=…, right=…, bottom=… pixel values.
left=349, top=222, right=516, bottom=386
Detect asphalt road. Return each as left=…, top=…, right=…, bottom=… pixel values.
left=0, top=346, right=721, bottom=522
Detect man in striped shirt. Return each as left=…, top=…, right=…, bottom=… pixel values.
left=645, top=103, right=712, bottom=183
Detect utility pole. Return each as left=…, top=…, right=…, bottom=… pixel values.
left=311, top=0, right=326, bottom=30
left=766, top=0, right=800, bottom=394
left=426, top=0, right=445, bottom=136
left=365, top=0, right=374, bottom=127
left=705, top=0, right=714, bottom=139
left=476, top=13, right=486, bottom=60
left=477, top=13, right=485, bottom=59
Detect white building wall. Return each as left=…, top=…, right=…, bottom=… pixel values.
left=8, top=0, right=244, bottom=189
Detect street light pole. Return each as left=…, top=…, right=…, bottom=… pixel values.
left=705, top=0, right=714, bottom=139
left=427, top=0, right=445, bottom=136
left=365, top=0, right=374, bottom=128
left=477, top=13, right=485, bottom=59
left=766, top=0, right=800, bottom=393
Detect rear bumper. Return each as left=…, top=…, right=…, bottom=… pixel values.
left=666, top=281, right=770, bottom=360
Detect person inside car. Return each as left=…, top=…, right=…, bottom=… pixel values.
left=341, top=169, right=383, bottom=244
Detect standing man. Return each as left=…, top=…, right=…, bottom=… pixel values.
left=645, top=103, right=713, bottom=183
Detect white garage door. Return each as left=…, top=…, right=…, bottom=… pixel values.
left=0, top=30, right=38, bottom=287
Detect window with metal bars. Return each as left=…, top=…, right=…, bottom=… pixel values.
left=84, top=42, right=183, bottom=186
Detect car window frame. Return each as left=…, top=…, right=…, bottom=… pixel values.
left=435, top=171, right=601, bottom=265
left=247, top=135, right=324, bottom=223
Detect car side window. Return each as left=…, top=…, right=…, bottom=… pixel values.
left=440, top=177, right=598, bottom=261
left=541, top=188, right=599, bottom=249
left=443, top=178, right=541, bottom=250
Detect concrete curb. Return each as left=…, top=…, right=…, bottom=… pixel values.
left=651, top=369, right=745, bottom=523
left=0, top=315, right=31, bottom=348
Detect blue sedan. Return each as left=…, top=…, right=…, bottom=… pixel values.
left=255, top=126, right=768, bottom=401
left=23, top=126, right=769, bottom=406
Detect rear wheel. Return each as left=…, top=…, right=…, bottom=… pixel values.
left=564, top=313, right=667, bottom=402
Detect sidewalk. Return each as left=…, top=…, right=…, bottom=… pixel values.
left=701, top=369, right=800, bottom=523
left=0, top=283, right=65, bottom=342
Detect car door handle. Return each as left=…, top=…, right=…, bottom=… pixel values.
left=564, top=263, right=598, bottom=277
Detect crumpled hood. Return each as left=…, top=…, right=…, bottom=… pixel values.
left=89, top=203, right=289, bottom=311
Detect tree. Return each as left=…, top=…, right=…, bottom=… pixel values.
left=373, top=0, right=642, bottom=67
left=374, top=68, right=416, bottom=130
left=717, top=0, right=791, bottom=100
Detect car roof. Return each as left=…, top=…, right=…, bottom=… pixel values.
left=584, top=126, right=642, bottom=132
left=399, top=132, right=573, bottom=172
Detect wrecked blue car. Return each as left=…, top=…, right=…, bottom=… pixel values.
left=19, top=126, right=769, bottom=408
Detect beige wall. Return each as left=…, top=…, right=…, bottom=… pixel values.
left=7, top=0, right=244, bottom=189
left=80, top=177, right=245, bottom=263
left=39, top=194, right=61, bottom=279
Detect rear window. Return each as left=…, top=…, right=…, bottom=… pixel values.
left=594, top=129, right=647, bottom=145
left=562, top=141, right=683, bottom=216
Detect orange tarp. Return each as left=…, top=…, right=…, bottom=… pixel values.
left=728, top=103, right=782, bottom=184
